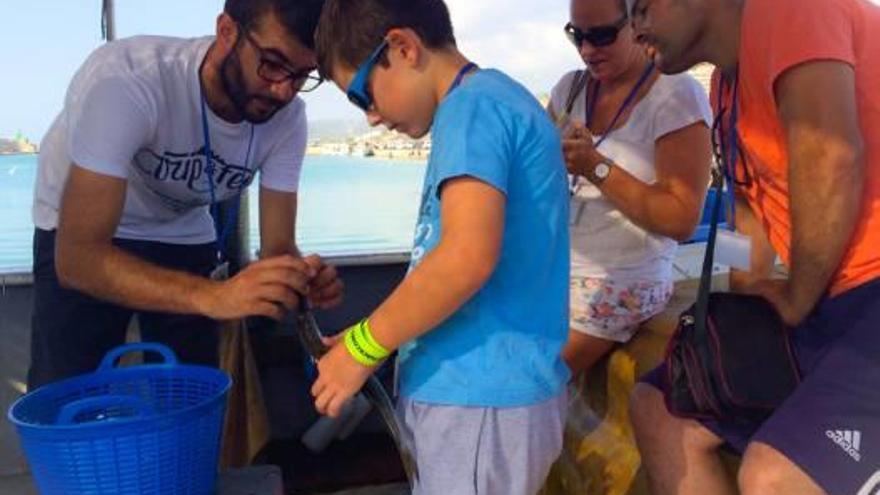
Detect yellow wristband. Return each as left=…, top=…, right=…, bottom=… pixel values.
left=343, top=319, right=389, bottom=367
left=356, top=319, right=390, bottom=359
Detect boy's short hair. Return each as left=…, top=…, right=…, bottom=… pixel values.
left=224, top=0, right=325, bottom=50
left=315, top=0, right=457, bottom=78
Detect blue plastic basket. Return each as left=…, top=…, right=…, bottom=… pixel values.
left=8, top=343, right=231, bottom=495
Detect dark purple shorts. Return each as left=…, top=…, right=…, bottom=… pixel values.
left=642, top=278, right=880, bottom=495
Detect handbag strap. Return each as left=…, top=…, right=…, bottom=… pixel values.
left=694, top=73, right=740, bottom=341
left=563, top=70, right=588, bottom=117
left=693, top=172, right=724, bottom=331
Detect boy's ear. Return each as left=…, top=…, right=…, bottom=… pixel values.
left=385, top=28, right=424, bottom=68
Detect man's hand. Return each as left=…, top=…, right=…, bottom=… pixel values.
left=311, top=340, right=376, bottom=418
left=302, top=254, right=345, bottom=309
left=743, top=279, right=814, bottom=327
left=561, top=122, right=604, bottom=178
left=193, top=254, right=315, bottom=321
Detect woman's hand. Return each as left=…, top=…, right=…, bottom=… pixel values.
left=561, top=122, right=605, bottom=178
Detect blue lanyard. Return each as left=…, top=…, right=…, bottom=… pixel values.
left=717, top=72, right=739, bottom=228
left=586, top=62, right=655, bottom=148
left=447, top=62, right=478, bottom=95
left=571, top=61, right=655, bottom=194
left=200, top=90, right=255, bottom=262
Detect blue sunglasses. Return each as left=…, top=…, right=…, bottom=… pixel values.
left=346, top=39, right=389, bottom=112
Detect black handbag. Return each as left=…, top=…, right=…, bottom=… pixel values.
left=664, top=175, right=801, bottom=423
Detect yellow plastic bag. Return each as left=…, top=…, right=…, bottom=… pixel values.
left=540, top=279, right=704, bottom=495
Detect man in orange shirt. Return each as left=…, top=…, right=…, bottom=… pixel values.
left=627, top=0, right=880, bottom=494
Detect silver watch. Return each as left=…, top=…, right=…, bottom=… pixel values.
left=590, top=160, right=613, bottom=185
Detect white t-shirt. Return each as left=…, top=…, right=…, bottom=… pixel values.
left=549, top=71, right=711, bottom=282
left=34, top=35, right=307, bottom=244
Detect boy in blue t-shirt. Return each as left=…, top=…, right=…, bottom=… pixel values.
left=310, top=0, right=571, bottom=492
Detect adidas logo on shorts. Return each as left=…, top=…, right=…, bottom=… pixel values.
left=826, top=429, right=862, bottom=462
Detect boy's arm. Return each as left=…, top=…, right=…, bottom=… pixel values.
left=367, top=177, right=505, bottom=349
left=312, top=176, right=505, bottom=417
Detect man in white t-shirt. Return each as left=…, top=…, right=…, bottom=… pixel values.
left=28, top=0, right=343, bottom=389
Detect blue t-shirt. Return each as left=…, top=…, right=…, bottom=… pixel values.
left=397, top=69, right=571, bottom=408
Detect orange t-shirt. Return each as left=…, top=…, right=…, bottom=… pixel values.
left=713, top=0, right=880, bottom=296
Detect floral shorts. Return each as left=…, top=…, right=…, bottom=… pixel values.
left=570, top=277, right=673, bottom=343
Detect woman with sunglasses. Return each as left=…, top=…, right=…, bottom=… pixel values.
left=547, top=0, right=713, bottom=379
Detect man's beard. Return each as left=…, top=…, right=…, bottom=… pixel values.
left=220, top=49, right=288, bottom=124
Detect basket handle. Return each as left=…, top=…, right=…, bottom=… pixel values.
left=98, top=343, right=179, bottom=372
left=57, top=395, right=155, bottom=425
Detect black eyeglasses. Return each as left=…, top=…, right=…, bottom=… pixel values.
left=564, top=16, right=629, bottom=48
left=238, top=26, right=323, bottom=92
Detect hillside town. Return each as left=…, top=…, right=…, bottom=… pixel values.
left=0, top=132, right=38, bottom=155
left=306, top=129, right=432, bottom=161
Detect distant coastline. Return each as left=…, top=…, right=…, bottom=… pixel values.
left=0, top=147, right=425, bottom=162
left=0, top=133, right=432, bottom=161
left=305, top=147, right=427, bottom=162
left=0, top=151, right=37, bottom=157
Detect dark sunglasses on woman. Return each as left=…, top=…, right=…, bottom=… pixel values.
left=564, top=15, right=629, bottom=48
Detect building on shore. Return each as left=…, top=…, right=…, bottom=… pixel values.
left=306, top=129, right=430, bottom=161
left=0, top=133, right=38, bottom=155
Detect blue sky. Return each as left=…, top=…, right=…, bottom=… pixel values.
left=0, top=0, right=579, bottom=142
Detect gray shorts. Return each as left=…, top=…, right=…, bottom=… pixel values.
left=398, top=392, right=567, bottom=495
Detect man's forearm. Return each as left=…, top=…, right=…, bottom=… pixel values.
left=773, top=61, right=865, bottom=317
left=787, top=142, right=864, bottom=311
left=56, top=242, right=218, bottom=315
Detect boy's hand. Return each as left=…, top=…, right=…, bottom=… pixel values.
left=311, top=340, right=375, bottom=418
